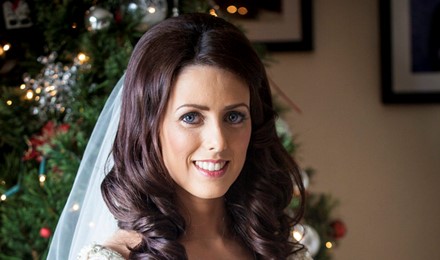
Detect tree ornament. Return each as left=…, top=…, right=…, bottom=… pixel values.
left=301, top=170, right=310, bottom=190
left=85, top=6, right=113, bottom=31
left=2, top=0, right=33, bottom=29
left=292, top=224, right=321, bottom=257
left=39, top=227, right=51, bottom=238
left=330, top=219, right=347, bottom=239
left=21, top=52, right=87, bottom=121
left=126, top=0, right=167, bottom=31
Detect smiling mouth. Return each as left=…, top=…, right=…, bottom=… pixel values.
left=193, top=160, right=229, bottom=177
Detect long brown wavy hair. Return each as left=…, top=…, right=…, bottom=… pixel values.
left=101, top=13, right=305, bottom=259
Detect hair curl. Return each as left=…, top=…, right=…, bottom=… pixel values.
left=101, top=13, right=305, bottom=259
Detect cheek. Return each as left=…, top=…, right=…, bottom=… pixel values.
left=232, top=127, right=252, bottom=158
left=162, top=125, right=195, bottom=162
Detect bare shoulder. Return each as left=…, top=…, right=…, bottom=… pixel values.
left=103, top=229, right=142, bottom=258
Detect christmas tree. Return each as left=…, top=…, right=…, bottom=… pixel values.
left=0, top=1, right=345, bottom=259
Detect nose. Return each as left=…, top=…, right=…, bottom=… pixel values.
left=204, top=122, right=228, bottom=152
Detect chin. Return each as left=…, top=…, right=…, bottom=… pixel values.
left=190, top=188, right=229, bottom=200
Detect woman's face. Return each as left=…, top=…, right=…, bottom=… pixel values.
left=160, top=65, right=251, bottom=200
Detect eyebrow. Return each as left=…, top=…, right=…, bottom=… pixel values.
left=176, top=103, right=250, bottom=112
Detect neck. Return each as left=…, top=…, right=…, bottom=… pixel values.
left=176, top=188, right=228, bottom=241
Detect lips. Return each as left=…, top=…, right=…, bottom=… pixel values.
left=193, top=160, right=229, bottom=177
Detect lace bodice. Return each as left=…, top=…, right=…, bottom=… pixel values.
left=78, top=244, right=313, bottom=260
left=78, top=244, right=124, bottom=260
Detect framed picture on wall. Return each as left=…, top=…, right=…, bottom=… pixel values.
left=215, top=0, right=313, bottom=51
left=380, top=0, right=440, bottom=103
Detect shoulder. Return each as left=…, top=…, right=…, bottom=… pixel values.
left=78, top=230, right=141, bottom=260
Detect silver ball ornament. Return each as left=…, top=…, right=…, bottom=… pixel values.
left=301, top=170, right=310, bottom=190
left=292, top=224, right=321, bottom=256
left=85, top=6, right=114, bottom=31
left=127, top=0, right=167, bottom=31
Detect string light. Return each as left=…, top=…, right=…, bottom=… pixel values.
left=238, top=7, right=248, bottom=15
left=326, top=241, right=333, bottom=249
left=3, top=43, right=10, bottom=51
left=20, top=84, right=26, bottom=90
left=76, top=52, right=89, bottom=64
left=39, top=175, right=46, bottom=183
left=227, top=5, right=237, bottom=14
left=25, top=90, right=34, bottom=100
left=1, top=184, right=20, bottom=202
left=38, top=157, right=47, bottom=186
left=209, top=8, right=218, bottom=16
left=1, top=43, right=11, bottom=55
left=6, top=100, right=12, bottom=106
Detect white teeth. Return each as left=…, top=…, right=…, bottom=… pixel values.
left=195, top=161, right=226, bottom=171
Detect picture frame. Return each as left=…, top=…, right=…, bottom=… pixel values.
left=380, top=0, right=440, bottom=103
left=228, top=0, right=313, bottom=52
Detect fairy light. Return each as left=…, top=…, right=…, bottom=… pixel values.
left=209, top=8, right=218, bottom=16
left=238, top=7, right=248, bottom=15
left=1, top=184, right=20, bottom=201
left=6, top=100, right=12, bottom=106
left=77, top=52, right=89, bottom=64
left=326, top=241, right=333, bottom=249
left=227, top=5, right=237, bottom=14
left=1, top=43, right=11, bottom=55
left=25, top=90, right=34, bottom=100
left=35, top=87, right=42, bottom=94
left=20, top=84, right=26, bottom=90
left=45, top=85, right=55, bottom=93
left=39, top=174, right=46, bottom=183
left=3, top=43, right=10, bottom=51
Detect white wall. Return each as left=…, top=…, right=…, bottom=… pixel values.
left=267, top=1, right=440, bottom=259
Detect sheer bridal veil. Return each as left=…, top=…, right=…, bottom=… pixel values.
left=47, top=76, right=124, bottom=259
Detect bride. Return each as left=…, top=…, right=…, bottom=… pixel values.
left=48, top=13, right=311, bottom=259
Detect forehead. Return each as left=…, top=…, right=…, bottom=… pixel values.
left=167, top=65, right=250, bottom=107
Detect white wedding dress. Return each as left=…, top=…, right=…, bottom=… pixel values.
left=77, top=243, right=313, bottom=260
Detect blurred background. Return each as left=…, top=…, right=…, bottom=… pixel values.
left=269, top=1, right=440, bottom=259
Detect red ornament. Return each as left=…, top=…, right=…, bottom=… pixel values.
left=39, top=227, right=51, bottom=238
left=330, top=219, right=346, bottom=239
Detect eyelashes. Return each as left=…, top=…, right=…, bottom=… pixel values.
left=181, top=112, right=201, bottom=124
left=180, top=111, right=248, bottom=125
left=225, top=111, right=246, bottom=124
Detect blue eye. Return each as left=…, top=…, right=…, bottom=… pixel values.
left=226, top=111, right=245, bottom=124
left=181, top=112, right=201, bottom=124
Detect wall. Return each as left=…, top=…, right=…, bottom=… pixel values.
left=267, top=1, right=440, bottom=259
